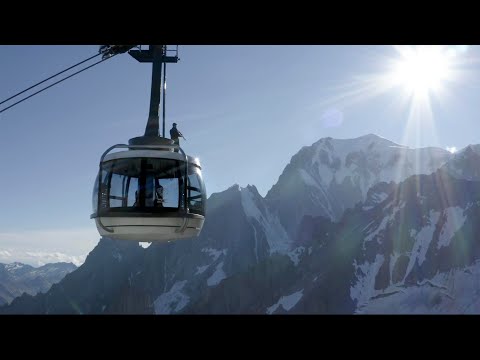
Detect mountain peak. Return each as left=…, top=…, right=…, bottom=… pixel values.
left=313, top=133, right=397, bottom=147
left=461, top=144, right=480, bottom=155
left=229, top=184, right=241, bottom=191
left=443, top=144, right=480, bottom=181
left=355, top=133, right=386, bottom=140
left=240, top=184, right=260, bottom=196
left=5, top=262, right=27, bottom=272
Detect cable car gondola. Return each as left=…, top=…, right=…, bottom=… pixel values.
left=90, top=45, right=206, bottom=242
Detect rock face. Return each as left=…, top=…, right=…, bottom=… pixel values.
left=0, top=262, right=77, bottom=305
left=6, top=133, right=480, bottom=315
left=185, top=164, right=480, bottom=314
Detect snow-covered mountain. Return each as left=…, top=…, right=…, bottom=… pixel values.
left=266, top=134, right=451, bottom=235
left=3, top=133, right=478, bottom=314
left=0, top=262, right=77, bottom=305
left=0, top=184, right=292, bottom=314
left=185, top=146, right=480, bottom=314
left=185, top=167, right=480, bottom=313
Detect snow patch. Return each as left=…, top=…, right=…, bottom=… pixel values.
left=364, top=217, right=389, bottom=244
left=362, top=221, right=375, bottom=231
left=350, top=254, right=385, bottom=307
left=201, top=248, right=227, bottom=262
left=363, top=202, right=404, bottom=245
left=266, top=289, right=304, bottom=314
left=240, top=187, right=292, bottom=254
left=389, top=252, right=400, bottom=286
left=288, top=246, right=305, bottom=266
left=195, top=265, right=209, bottom=275
left=403, top=210, right=440, bottom=281
left=437, top=207, right=467, bottom=249
left=389, top=145, right=409, bottom=149
left=372, top=192, right=388, bottom=203
left=314, top=163, right=335, bottom=186
left=154, top=280, right=190, bottom=314
left=299, top=169, right=320, bottom=188
left=207, top=261, right=227, bottom=286
left=252, top=222, right=259, bottom=263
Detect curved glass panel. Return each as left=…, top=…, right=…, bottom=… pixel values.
left=92, top=169, right=108, bottom=215
left=187, top=165, right=206, bottom=216
left=92, top=173, right=99, bottom=215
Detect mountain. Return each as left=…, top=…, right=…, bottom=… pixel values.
left=1, top=184, right=293, bottom=314
left=2, top=133, right=472, bottom=314
left=266, top=134, right=451, bottom=235
left=0, top=262, right=77, bottom=305
left=444, top=144, right=480, bottom=181
left=184, top=145, right=480, bottom=313
left=0, top=240, right=148, bottom=314
left=185, top=165, right=480, bottom=313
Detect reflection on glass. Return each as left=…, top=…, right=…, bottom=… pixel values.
left=187, top=165, right=206, bottom=216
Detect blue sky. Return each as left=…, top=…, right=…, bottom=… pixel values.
left=1, top=45, right=479, bottom=265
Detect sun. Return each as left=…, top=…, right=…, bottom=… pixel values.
left=389, top=46, right=453, bottom=97
left=314, top=45, right=471, bottom=158
left=316, top=45, right=470, bottom=139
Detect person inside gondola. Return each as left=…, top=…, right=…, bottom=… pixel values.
left=133, top=190, right=140, bottom=207
left=155, top=182, right=164, bottom=207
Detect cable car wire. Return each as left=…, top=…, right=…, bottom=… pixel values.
left=0, top=53, right=119, bottom=115
left=0, top=52, right=102, bottom=107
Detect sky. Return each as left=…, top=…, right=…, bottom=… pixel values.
left=1, top=45, right=479, bottom=266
